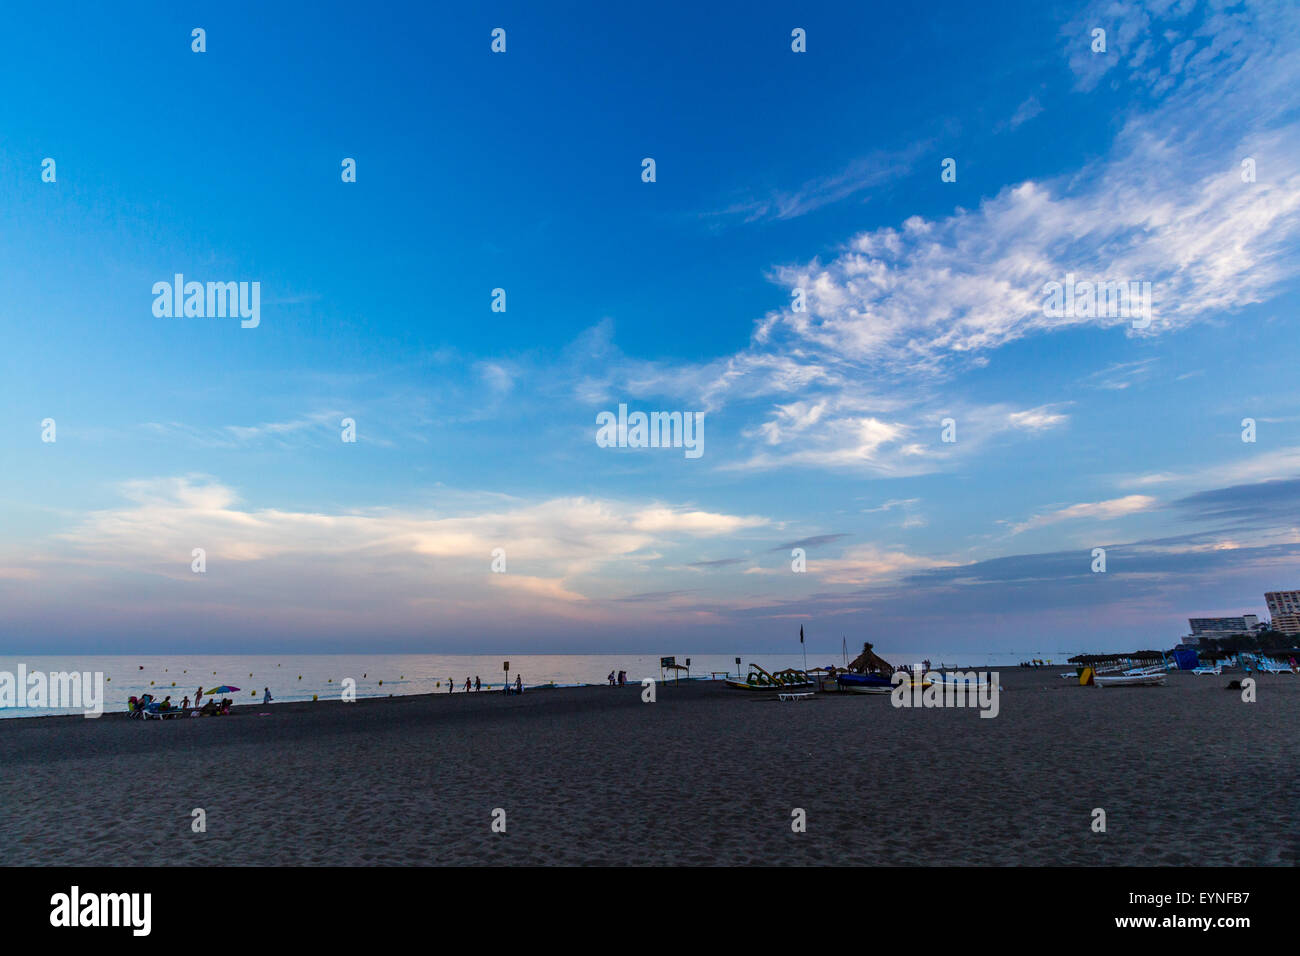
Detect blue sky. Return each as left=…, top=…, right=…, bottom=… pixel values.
left=3, top=0, right=1299, bottom=657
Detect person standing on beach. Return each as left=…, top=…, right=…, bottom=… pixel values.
left=515, top=675, right=523, bottom=694
left=608, top=670, right=616, bottom=686
left=263, top=687, right=273, bottom=704
left=474, top=676, right=481, bottom=691
left=195, top=686, right=203, bottom=706
left=181, top=696, right=190, bottom=710
left=465, top=677, right=471, bottom=693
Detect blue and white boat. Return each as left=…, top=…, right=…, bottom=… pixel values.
left=835, top=672, right=898, bottom=695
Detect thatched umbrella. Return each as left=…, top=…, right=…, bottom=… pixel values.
left=848, top=642, right=892, bottom=675
left=1069, top=650, right=1167, bottom=665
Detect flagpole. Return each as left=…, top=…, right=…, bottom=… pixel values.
left=800, top=625, right=807, bottom=671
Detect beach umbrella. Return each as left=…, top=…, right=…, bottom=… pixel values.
left=204, top=685, right=240, bottom=695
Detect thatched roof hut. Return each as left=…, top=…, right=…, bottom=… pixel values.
left=848, top=642, right=892, bottom=674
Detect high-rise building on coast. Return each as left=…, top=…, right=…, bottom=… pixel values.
left=1265, top=591, right=1300, bottom=636
left=1184, top=615, right=1262, bottom=644
left=1188, top=615, right=1260, bottom=638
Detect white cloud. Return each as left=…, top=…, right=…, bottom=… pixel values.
left=731, top=411, right=915, bottom=472
left=605, top=4, right=1300, bottom=477
left=1010, top=494, right=1159, bottom=534
left=814, top=545, right=958, bottom=586
left=47, top=478, right=771, bottom=623
left=1008, top=404, right=1071, bottom=431
left=762, top=132, right=1299, bottom=372
left=1009, top=95, right=1043, bottom=128
left=1125, top=445, right=1300, bottom=490
left=478, top=361, right=515, bottom=394
left=862, top=498, right=920, bottom=514
left=712, top=4, right=1300, bottom=382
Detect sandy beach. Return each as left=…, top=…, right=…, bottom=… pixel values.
left=2, top=668, right=1295, bottom=866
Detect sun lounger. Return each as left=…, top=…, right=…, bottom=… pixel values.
left=1191, top=664, right=1221, bottom=675
left=778, top=692, right=814, bottom=701
left=1257, top=659, right=1293, bottom=674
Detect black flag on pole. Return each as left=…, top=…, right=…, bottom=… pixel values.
left=799, top=625, right=804, bottom=644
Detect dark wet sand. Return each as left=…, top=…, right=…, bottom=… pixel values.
left=1, top=668, right=1295, bottom=865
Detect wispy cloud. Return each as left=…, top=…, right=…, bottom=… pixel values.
left=1081, top=359, right=1158, bottom=391
left=814, top=545, right=959, bottom=586
left=702, top=140, right=932, bottom=224
left=1008, top=404, right=1071, bottom=431
left=862, top=498, right=919, bottom=514
left=1009, top=95, right=1043, bottom=129
left=746, top=6, right=1300, bottom=377
left=1125, top=445, right=1300, bottom=491
left=1009, top=494, right=1159, bottom=535
left=140, top=412, right=345, bottom=448
left=576, top=4, right=1300, bottom=483
left=28, top=477, right=771, bottom=630
left=769, top=533, right=851, bottom=552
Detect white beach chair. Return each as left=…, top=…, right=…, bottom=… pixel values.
left=1191, top=663, right=1221, bottom=675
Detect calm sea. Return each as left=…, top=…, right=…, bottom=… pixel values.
left=0, top=649, right=1078, bottom=719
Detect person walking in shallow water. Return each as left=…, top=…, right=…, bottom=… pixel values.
left=608, top=670, right=616, bottom=686
left=263, top=687, right=273, bottom=704
left=515, top=675, right=523, bottom=694
left=465, top=677, right=472, bottom=693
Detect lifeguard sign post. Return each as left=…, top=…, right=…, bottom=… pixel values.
left=660, top=656, right=689, bottom=684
